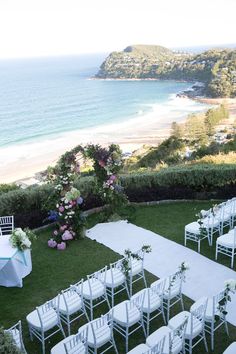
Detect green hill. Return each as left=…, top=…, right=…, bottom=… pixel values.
left=96, top=45, right=236, bottom=97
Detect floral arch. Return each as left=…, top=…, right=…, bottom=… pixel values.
left=47, top=143, right=127, bottom=250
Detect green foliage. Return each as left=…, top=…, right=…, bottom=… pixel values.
left=97, top=45, right=236, bottom=97
left=0, top=327, right=22, bottom=354
left=121, top=164, right=236, bottom=190
left=204, top=104, right=229, bottom=135
left=138, top=136, right=185, bottom=168
left=0, top=184, right=19, bottom=196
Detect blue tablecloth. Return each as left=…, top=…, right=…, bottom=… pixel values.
left=0, top=235, right=32, bottom=287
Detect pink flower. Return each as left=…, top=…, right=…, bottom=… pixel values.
left=59, top=206, right=65, bottom=213
left=57, top=242, right=66, bottom=250
left=62, top=230, right=74, bottom=241
left=110, top=175, right=116, bottom=181
left=48, top=239, right=57, bottom=248
left=60, top=225, right=67, bottom=232
left=98, top=160, right=105, bottom=167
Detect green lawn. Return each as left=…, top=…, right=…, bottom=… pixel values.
left=0, top=201, right=235, bottom=353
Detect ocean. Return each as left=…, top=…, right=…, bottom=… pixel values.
left=0, top=54, right=211, bottom=182
left=0, top=54, right=208, bottom=148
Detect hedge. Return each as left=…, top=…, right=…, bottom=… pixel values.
left=0, top=164, right=235, bottom=228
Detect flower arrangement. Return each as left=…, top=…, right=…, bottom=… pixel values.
left=9, top=228, right=36, bottom=251
left=167, top=261, right=190, bottom=292
left=121, top=245, right=152, bottom=277
left=216, top=279, right=236, bottom=320
left=195, top=211, right=208, bottom=240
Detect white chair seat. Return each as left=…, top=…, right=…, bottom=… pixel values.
left=58, top=292, right=82, bottom=315
left=203, top=217, right=220, bottom=227
left=217, top=231, right=236, bottom=248
left=103, top=268, right=126, bottom=288
left=50, top=335, right=75, bottom=354
left=128, top=258, right=142, bottom=276
left=223, top=342, right=236, bottom=354
left=78, top=279, right=105, bottom=300
left=79, top=321, right=111, bottom=348
left=132, top=288, right=161, bottom=313
left=146, top=326, right=182, bottom=354
left=26, top=308, right=58, bottom=331
left=185, top=222, right=201, bottom=234
left=127, top=343, right=150, bottom=354
left=168, top=311, right=202, bottom=339
left=112, top=300, right=141, bottom=326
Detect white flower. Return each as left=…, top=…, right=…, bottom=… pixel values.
left=224, top=279, right=236, bottom=291
left=21, top=237, right=31, bottom=248
left=182, top=262, right=190, bottom=270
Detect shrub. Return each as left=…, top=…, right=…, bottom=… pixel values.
left=0, top=327, right=22, bottom=354
left=0, top=183, right=19, bottom=196
left=0, top=164, right=235, bottom=228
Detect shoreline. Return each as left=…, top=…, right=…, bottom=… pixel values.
left=0, top=92, right=235, bottom=185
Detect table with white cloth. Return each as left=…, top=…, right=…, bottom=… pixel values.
left=0, top=235, right=32, bottom=287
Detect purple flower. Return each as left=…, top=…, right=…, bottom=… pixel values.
left=57, top=242, right=66, bottom=250
left=77, top=196, right=84, bottom=205
left=62, top=230, right=74, bottom=241
left=48, top=239, right=57, bottom=248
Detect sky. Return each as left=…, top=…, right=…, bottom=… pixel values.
left=0, top=0, right=235, bottom=59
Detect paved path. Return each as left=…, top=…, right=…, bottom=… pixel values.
left=86, top=220, right=236, bottom=326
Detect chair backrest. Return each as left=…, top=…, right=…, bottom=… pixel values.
left=169, top=316, right=188, bottom=353
left=71, top=279, right=84, bottom=297
left=0, top=215, right=14, bottom=236
left=88, top=266, right=107, bottom=294
left=90, top=313, right=112, bottom=347
left=190, top=297, right=208, bottom=333
left=213, top=288, right=228, bottom=318
left=5, top=320, right=25, bottom=352
left=166, top=272, right=183, bottom=298
left=148, top=337, right=165, bottom=354
left=127, top=248, right=145, bottom=271
left=64, top=331, right=87, bottom=354
left=60, top=286, right=81, bottom=314
left=109, top=258, right=125, bottom=285
left=125, top=299, right=141, bottom=326
left=36, top=300, right=58, bottom=330
left=150, top=278, right=166, bottom=297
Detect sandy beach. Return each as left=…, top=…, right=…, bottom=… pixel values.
left=0, top=96, right=235, bottom=185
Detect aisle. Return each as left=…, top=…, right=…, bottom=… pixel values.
left=86, top=220, right=236, bottom=326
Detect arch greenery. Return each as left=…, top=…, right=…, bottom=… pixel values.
left=46, top=143, right=127, bottom=249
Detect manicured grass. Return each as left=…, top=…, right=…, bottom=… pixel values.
left=0, top=201, right=235, bottom=353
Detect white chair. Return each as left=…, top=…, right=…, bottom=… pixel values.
left=168, top=298, right=208, bottom=354
left=127, top=338, right=166, bottom=354
left=63, top=332, right=87, bottom=354
left=0, top=215, right=14, bottom=236
left=132, top=279, right=166, bottom=336
left=102, top=258, right=130, bottom=307
left=5, top=320, right=27, bottom=354
left=26, top=300, right=65, bottom=354
left=74, top=266, right=110, bottom=320
left=110, top=298, right=146, bottom=353
left=185, top=213, right=220, bottom=252
left=216, top=227, right=236, bottom=268
left=146, top=319, right=187, bottom=354
left=50, top=334, right=75, bottom=354
left=219, top=201, right=232, bottom=234
left=223, top=342, right=236, bottom=354
left=77, top=313, right=118, bottom=354
left=56, top=282, right=89, bottom=335
left=126, top=249, right=147, bottom=297
left=151, top=274, right=184, bottom=323
left=204, top=289, right=230, bottom=350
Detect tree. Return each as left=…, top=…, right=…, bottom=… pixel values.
left=171, top=121, right=184, bottom=139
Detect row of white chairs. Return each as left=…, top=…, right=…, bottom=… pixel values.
left=185, top=198, right=236, bottom=256
left=24, top=249, right=147, bottom=354
left=51, top=282, right=232, bottom=354
left=6, top=270, right=232, bottom=354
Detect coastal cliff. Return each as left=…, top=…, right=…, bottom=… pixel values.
left=96, top=45, right=236, bottom=98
